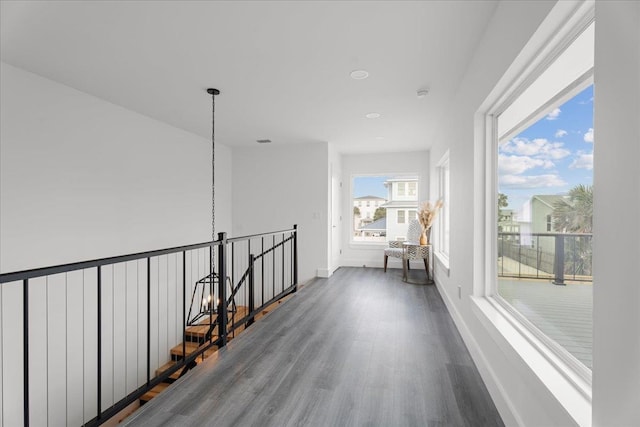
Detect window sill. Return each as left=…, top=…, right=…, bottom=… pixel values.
left=349, top=241, right=387, bottom=250
left=471, top=296, right=592, bottom=427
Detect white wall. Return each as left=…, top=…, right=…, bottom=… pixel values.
left=231, top=142, right=329, bottom=283
left=592, top=1, right=640, bottom=425
left=0, top=61, right=233, bottom=273
left=0, top=62, right=232, bottom=425
left=341, top=151, right=429, bottom=268
left=214, top=143, right=233, bottom=236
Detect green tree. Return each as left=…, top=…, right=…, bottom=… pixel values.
left=552, top=184, right=593, bottom=276
left=373, top=207, right=386, bottom=221
left=552, top=184, right=593, bottom=233
left=353, top=206, right=360, bottom=216
left=498, top=193, right=508, bottom=224
left=498, top=193, right=508, bottom=209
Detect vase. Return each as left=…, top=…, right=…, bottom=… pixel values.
left=419, top=230, right=428, bottom=245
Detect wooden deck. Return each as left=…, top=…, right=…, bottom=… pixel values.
left=123, top=267, right=504, bottom=426
left=498, top=278, right=593, bottom=369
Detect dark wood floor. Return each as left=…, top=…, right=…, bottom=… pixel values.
left=124, top=267, right=504, bottom=427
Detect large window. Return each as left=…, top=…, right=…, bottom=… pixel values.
left=493, top=21, right=594, bottom=373
left=352, top=175, right=418, bottom=243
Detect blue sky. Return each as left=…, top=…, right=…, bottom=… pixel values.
left=353, top=175, right=390, bottom=198
left=498, top=84, right=594, bottom=209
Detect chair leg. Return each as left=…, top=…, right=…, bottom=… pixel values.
left=424, top=259, right=430, bottom=281
left=384, top=255, right=388, bottom=272
left=407, top=260, right=410, bottom=270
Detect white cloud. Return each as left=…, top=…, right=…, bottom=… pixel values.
left=500, top=137, right=570, bottom=160
left=498, top=154, right=554, bottom=174
left=584, top=128, right=594, bottom=143
left=555, top=129, right=568, bottom=138
left=546, top=108, right=561, bottom=120
left=570, top=151, right=593, bottom=170
left=499, top=174, right=567, bottom=189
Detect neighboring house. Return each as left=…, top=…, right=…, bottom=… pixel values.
left=517, top=195, right=569, bottom=253
left=353, top=195, right=386, bottom=235
left=498, top=209, right=520, bottom=233
left=359, top=217, right=386, bottom=241
left=381, top=178, right=418, bottom=240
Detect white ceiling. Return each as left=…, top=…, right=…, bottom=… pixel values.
left=0, top=0, right=498, bottom=153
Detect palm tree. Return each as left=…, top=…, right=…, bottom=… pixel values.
left=552, top=184, right=593, bottom=276
left=552, top=184, right=593, bottom=233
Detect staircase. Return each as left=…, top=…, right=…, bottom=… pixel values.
left=138, top=295, right=295, bottom=405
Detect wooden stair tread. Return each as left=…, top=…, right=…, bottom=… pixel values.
left=140, top=382, right=170, bottom=403
left=170, top=341, right=200, bottom=358
left=193, top=306, right=249, bottom=323
left=138, top=298, right=291, bottom=405
left=170, top=341, right=219, bottom=359
left=155, top=361, right=182, bottom=380
left=185, top=306, right=249, bottom=338
left=186, top=324, right=218, bottom=338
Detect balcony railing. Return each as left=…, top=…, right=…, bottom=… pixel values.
left=0, top=225, right=298, bottom=426
left=498, top=232, right=593, bottom=284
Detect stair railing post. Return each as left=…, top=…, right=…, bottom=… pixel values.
left=217, top=233, right=228, bottom=347
left=248, top=254, right=255, bottom=327
left=146, top=257, right=151, bottom=384
left=96, top=266, right=102, bottom=422
left=23, top=279, right=29, bottom=427
left=553, top=234, right=566, bottom=285
left=182, top=251, right=186, bottom=367
left=293, top=224, right=298, bottom=292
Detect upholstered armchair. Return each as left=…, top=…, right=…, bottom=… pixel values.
left=383, top=219, right=431, bottom=281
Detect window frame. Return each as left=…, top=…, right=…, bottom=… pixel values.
left=483, top=17, right=595, bottom=386
left=435, top=151, right=450, bottom=268
left=408, top=182, right=417, bottom=197
left=397, top=182, right=406, bottom=197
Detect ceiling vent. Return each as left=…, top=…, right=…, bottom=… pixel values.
left=256, top=139, right=272, bottom=144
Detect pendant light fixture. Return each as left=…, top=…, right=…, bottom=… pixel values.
left=186, top=88, right=220, bottom=326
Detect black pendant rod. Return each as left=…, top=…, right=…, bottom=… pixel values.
left=207, top=88, right=220, bottom=247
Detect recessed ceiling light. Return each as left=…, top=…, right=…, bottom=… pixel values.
left=417, top=89, right=430, bottom=98
left=350, top=70, right=369, bottom=80
left=256, top=139, right=271, bottom=144
left=365, top=112, right=381, bottom=119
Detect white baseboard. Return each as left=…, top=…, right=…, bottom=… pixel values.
left=434, top=280, right=520, bottom=427
left=316, top=268, right=331, bottom=278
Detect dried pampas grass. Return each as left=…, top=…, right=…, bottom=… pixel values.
left=418, top=200, right=443, bottom=232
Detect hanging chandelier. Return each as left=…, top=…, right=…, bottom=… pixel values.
left=186, top=88, right=222, bottom=326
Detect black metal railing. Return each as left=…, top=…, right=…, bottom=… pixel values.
left=0, top=225, right=298, bottom=426
left=498, top=232, right=592, bottom=284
